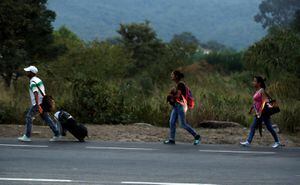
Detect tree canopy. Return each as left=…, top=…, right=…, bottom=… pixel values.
left=0, top=0, right=58, bottom=87
left=254, top=0, right=300, bottom=29
left=117, top=21, right=166, bottom=70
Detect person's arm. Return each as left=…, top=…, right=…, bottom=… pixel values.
left=249, top=106, right=254, bottom=114
left=167, top=88, right=176, bottom=104
left=257, top=90, right=268, bottom=117
left=176, top=89, right=182, bottom=98
left=34, top=91, right=43, bottom=114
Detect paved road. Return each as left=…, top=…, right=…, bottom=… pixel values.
left=0, top=138, right=299, bottom=185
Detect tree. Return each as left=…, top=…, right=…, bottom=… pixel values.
left=244, top=28, right=300, bottom=77
left=117, top=21, right=165, bottom=70
left=291, top=10, right=300, bottom=32
left=0, top=0, right=57, bottom=87
left=254, top=0, right=300, bottom=29
left=169, top=32, right=199, bottom=58
left=53, top=26, right=82, bottom=51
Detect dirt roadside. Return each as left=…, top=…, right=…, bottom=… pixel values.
left=1, top=123, right=299, bottom=147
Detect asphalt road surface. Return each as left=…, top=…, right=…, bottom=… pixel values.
left=0, top=138, right=299, bottom=185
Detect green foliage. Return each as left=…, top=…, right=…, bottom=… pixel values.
left=53, top=26, right=83, bottom=51
left=198, top=92, right=247, bottom=124
left=169, top=32, right=199, bottom=59
left=244, top=28, right=300, bottom=77
left=0, top=14, right=299, bottom=134
left=0, top=0, right=64, bottom=87
left=118, top=21, right=166, bottom=70
left=117, top=21, right=187, bottom=88
left=0, top=101, right=17, bottom=124
left=291, top=10, right=300, bottom=32
left=68, top=77, right=132, bottom=124
left=274, top=102, right=300, bottom=133
left=254, top=0, right=300, bottom=29
left=201, top=52, right=244, bottom=73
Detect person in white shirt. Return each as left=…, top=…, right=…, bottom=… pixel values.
left=18, top=66, right=60, bottom=142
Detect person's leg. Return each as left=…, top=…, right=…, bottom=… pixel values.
left=169, top=107, right=178, bottom=141
left=54, top=117, right=66, bottom=136
left=178, top=106, right=197, bottom=137
left=25, top=106, right=38, bottom=137
left=263, top=116, right=279, bottom=143
left=41, top=112, right=60, bottom=137
left=247, top=116, right=261, bottom=143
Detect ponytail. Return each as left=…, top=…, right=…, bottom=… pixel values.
left=173, top=70, right=184, bottom=81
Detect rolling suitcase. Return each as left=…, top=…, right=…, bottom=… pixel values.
left=55, top=110, right=88, bottom=142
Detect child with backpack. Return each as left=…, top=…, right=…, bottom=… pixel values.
left=165, top=70, right=201, bottom=145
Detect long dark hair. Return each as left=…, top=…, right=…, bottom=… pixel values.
left=254, top=76, right=266, bottom=89
left=173, top=70, right=184, bottom=81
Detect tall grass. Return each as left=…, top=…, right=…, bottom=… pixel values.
left=0, top=68, right=300, bottom=132
left=0, top=63, right=298, bottom=133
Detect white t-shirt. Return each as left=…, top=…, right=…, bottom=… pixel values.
left=29, top=76, right=45, bottom=106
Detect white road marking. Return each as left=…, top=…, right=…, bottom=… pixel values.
left=86, top=146, right=157, bottom=151
left=198, top=149, right=275, bottom=154
left=121, top=182, right=217, bottom=185
left=0, top=144, right=48, bottom=148
left=0, top=177, right=72, bottom=182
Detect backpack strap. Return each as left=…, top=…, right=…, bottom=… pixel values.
left=32, top=81, right=45, bottom=97
left=263, top=90, right=276, bottom=104
left=265, top=91, right=272, bottom=100
left=178, top=81, right=188, bottom=98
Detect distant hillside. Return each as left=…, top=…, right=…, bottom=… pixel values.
left=48, top=0, right=266, bottom=49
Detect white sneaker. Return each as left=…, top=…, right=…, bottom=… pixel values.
left=272, top=142, right=281, bottom=148
left=240, top=141, right=250, bottom=146
left=49, top=136, right=62, bottom=142
left=18, top=135, right=31, bottom=142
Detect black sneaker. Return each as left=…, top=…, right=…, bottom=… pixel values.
left=194, top=135, right=201, bottom=145
left=164, top=140, right=175, bottom=145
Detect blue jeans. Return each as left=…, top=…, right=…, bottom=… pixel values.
left=169, top=104, right=197, bottom=141
left=25, top=105, right=60, bottom=137
left=247, top=116, right=279, bottom=143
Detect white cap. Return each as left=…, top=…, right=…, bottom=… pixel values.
left=24, top=66, right=38, bottom=74
left=54, top=111, right=60, bottom=120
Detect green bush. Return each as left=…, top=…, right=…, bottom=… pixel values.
left=272, top=101, right=300, bottom=133
left=0, top=24, right=298, bottom=134
left=0, top=102, right=18, bottom=124
left=64, top=77, right=133, bottom=124
left=204, top=52, right=244, bottom=73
